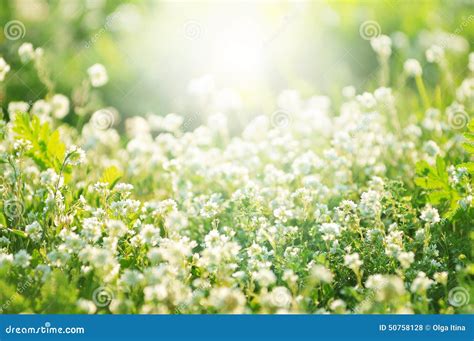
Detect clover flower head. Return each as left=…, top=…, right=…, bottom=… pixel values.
left=88, top=63, right=108, bottom=87
left=404, top=58, right=422, bottom=77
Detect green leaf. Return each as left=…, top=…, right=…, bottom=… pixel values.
left=458, top=162, right=474, bottom=173
left=100, top=165, right=123, bottom=188
left=414, top=177, right=444, bottom=189
left=13, top=113, right=66, bottom=172
left=9, top=228, right=27, bottom=238
left=467, top=119, right=474, bottom=132
left=462, top=142, right=474, bottom=154
left=435, top=156, right=448, bottom=182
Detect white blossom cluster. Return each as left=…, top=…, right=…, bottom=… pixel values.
left=0, top=37, right=472, bottom=314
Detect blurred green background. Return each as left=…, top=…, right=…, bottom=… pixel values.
left=0, top=0, right=473, bottom=128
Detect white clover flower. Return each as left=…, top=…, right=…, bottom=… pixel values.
left=31, top=99, right=52, bottom=117
left=426, top=45, right=444, bottom=64
left=253, top=268, right=276, bottom=287
left=370, top=35, right=392, bottom=58
left=77, top=299, right=97, bottom=314
left=456, top=78, right=474, bottom=102
left=139, top=224, right=161, bottom=246
left=115, top=183, right=134, bottom=193
left=319, top=223, right=341, bottom=240
left=7, top=101, right=30, bottom=120
left=161, top=113, right=184, bottom=132
left=433, top=271, right=448, bottom=286
left=51, top=94, right=70, bottom=119
left=422, top=108, right=441, bottom=131
left=66, top=145, right=86, bottom=166
left=0, top=253, right=14, bottom=268
left=359, top=190, right=382, bottom=218
left=330, top=299, right=347, bottom=313
left=25, top=221, right=42, bottom=242
left=310, top=264, right=333, bottom=284
left=13, top=250, right=31, bottom=268
left=36, top=264, right=51, bottom=282
left=344, top=253, right=362, bottom=272
left=207, top=287, right=246, bottom=313
left=356, top=92, right=376, bottom=109
left=423, top=140, right=440, bottom=157
left=18, top=42, right=35, bottom=63
left=404, top=59, right=422, bottom=77
left=420, top=204, right=440, bottom=225
left=282, top=269, right=298, bottom=284
left=365, top=274, right=406, bottom=301
left=144, top=284, right=168, bottom=302
left=397, top=251, right=415, bottom=269
left=120, top=269, right=144, bottom=287
left=410, top=272, right=434, bottom=293
left=269, top=286, right=292, bottom=309
left=106, top=219, right=128, bottom=238
left=0, top=57, right=11, bottom=81
left=415, top=228, right=425, bottom=241
left=87, top=63, right=108, bottom=87
left=47, top=249, right=71, bottom=267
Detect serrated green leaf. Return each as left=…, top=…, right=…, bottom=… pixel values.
left=462, top=142, right=474, bottom=154
left=12, top=113, right=66, bottom=172
left=467, top=120, right=474, bottom=132
left=458, top=162, right=474, bottom=173
left=463, top=132, right=474, bottom=143
left=415, top=160, right=432, bottom=175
